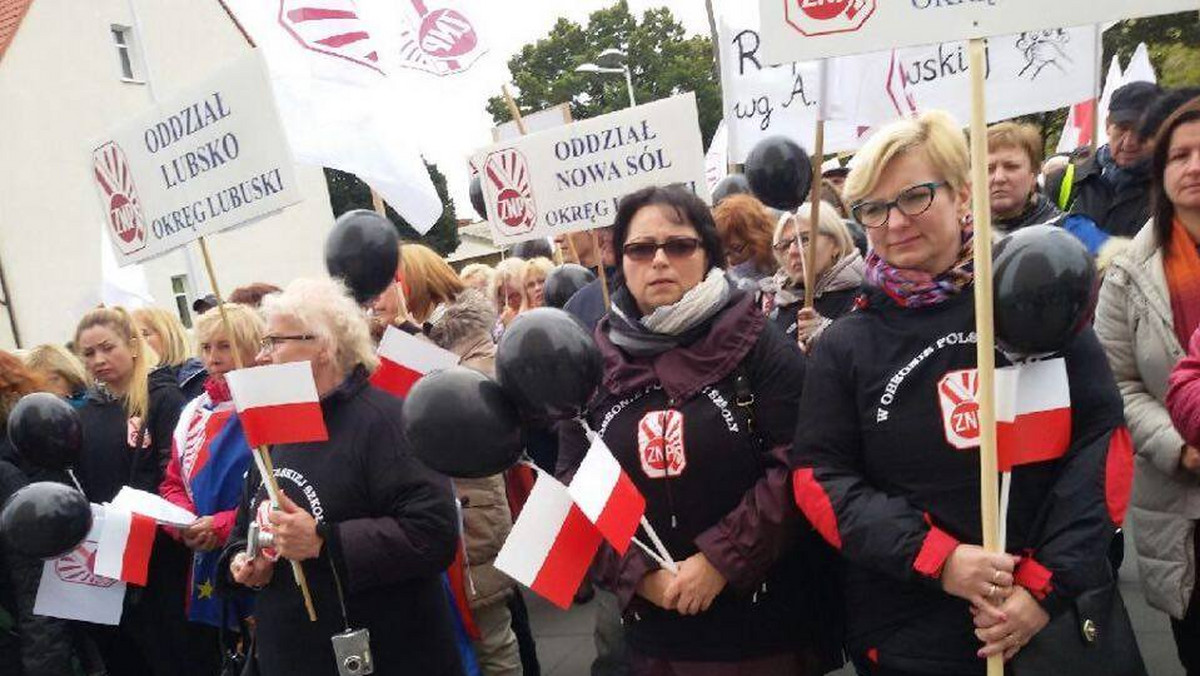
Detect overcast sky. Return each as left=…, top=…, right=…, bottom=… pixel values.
left=410, top=1, right=714, bottom=224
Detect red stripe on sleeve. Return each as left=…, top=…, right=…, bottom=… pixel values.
left=1105, top=427, right=1134, bottom=527
left=1014, top=557, right=1054, bottom=600
left=912, top=525, right=959, bottom=578
left=792, top=468, right=842, bottom=550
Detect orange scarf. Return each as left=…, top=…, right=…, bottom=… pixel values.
left=1164, top=218, right=1200, bottom=348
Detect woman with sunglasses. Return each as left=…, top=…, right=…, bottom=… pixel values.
left=767, top=201, right=864, bottom=351
left=223, top=278, right=462, bottom=676
left=791, top=111, right=1134, bottom=675
left=557, top=185, right=842, bottom=675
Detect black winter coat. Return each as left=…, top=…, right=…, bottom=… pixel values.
left=1044, top=154, right=1151, bottom=238
left=223, top=368, right=462, bottom=676
left=994, top=193, right=1062, bottom=235
left=770, top=287, right=859, bottom=342
left=791, top=286, right=1132, bottom=674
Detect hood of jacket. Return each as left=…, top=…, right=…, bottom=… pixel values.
left=596, top=290, right=764, bottom=402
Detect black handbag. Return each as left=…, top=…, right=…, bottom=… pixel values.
left=217, top=600, right=257, bottom=676
left=1011, top=581, right=1147, bottom=676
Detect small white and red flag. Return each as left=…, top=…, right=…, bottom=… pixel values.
left=996, top=358, right=1072, bottom=472
left=94, top=507, right=156, bottom=586
left=568, top=435, right=645, bottom=556
left=226, top=362, right=329, bottom=447
left=370, top=325, right=459, bottom=396
left=494, top=471, right=603, bottom=610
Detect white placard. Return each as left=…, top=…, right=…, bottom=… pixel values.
left=493, top=104, right=573, bottom=142
left=718, top=1, right=1097, bottom=159
left=472, top=93, right=708, bottom=245
left=34, top=505, right=126, bottom=626
left=91, top=52, right=302, bottom=265
left=759, top=0, right=1194, bottom=64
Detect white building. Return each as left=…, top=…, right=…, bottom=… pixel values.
left=0, top=0, right=335, bottom=348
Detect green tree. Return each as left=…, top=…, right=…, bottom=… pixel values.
left=323, top=162, right=461, bottom=256
left=485, top=1, right=721, bottom=147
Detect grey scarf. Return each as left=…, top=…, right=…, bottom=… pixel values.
left=608, top=269, right=733, bottom=357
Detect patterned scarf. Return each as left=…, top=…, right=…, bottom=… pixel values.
left=864, top=219, right=975, bottom=308
left=1164, top=218, right=1200, bottom=348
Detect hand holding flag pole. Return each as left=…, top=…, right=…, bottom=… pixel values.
left=197, top=237, right=318, bottom=622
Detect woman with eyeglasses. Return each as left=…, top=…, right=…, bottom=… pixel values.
left=222, top=278, right=462, bottom=676
left=766, top=201, right=864, bottom=351
left=713, top=194, right=779, bottom=291
left=556, top=185, right=843, bottom=676
left=791, top=111, right=1133, bottom=675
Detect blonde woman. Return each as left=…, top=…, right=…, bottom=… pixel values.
left=24, top=343, right=90, bottom=406
left=489, top=257, right=527, bottom=340
left=522, top=257, right=554, bottom=311
left=460, top=263, right=495, bottom=293
left=159, top=304, right=264, bottom=629
left=75, top=307, right=218, bottom=676
left=226, top=278, right=461, bottom=676
left=133, top=307, right=207, bottom=400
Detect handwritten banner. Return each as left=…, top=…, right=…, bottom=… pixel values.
left=90, top=52, right=301, bottom=266
left=759, top=0, right=1194, bottom=64
left=472, top=93, right=708, bottom=245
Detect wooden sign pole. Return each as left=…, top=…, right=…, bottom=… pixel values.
left=197, top=236, right=318, bottom=622
left=803, top=120, right=826, bottom=309
left=967, top=39, right=1003, bottom=676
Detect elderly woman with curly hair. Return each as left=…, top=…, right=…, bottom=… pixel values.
left=224, top=278, right=462, bottom=676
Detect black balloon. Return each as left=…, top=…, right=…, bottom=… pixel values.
left=744, top=136, right=813, bottom=211
left=994, top=224, right=1098, bottom=354
left=402, top=367, right=524, bottom=478
left=469, top=175, right=488, bottom=221
left=0, top=482, right=91, bottom=559
left=8, top=393, right=82, bottom=472
left=496, top=308, right=602, bottom=422
left=543, top=264, right=597, bottom=309
left=711, top=174, right=752, bottom=206
left=324, top=209, right=400, bottom=304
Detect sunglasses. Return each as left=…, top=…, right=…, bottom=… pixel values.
left=622, top=237, right=702, bottom=262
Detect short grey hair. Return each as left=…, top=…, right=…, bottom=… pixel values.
left=260, top=278, right=378, bottom=376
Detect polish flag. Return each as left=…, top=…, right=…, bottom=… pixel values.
left=494, top=472, right=603, bottom=610
left=370, top=326, right=459, bottom=396
left=996, top=359, right=1072, bottom=472
left=94, top=508, right=156, bottom=586
left=225, top=362, right=328, bottom=447
left=568, top=435, right=645, bottom=555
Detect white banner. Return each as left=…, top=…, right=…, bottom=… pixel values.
left=91, top=52, right=301, bottom=266
left=705, top=120, right=730, bottom=193
left=494, top=104, right=572, bottom=142
left=34, top=505, right=126, bottom=626
left=472, top=93, right=708, bottom=245
left=760, top=0, right=1195, bottom=64
left=826, top=27, right=1098, bottom=129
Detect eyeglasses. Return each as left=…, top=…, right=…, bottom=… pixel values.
left=257, top=334, right=315, bottom=352
left=622, top=237, right=702, bottom=262
left=851, top=181, right=946, bottom=229
left=726, top=240, right=748, bottom=254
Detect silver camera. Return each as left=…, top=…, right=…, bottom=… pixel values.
left=331, top=628, right=373, bottom=675
left=245, top=521, right=274, bottom=560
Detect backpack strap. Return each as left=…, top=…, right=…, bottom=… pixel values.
left=732, top=366, right=767, bottom=473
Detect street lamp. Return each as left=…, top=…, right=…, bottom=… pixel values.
left=575, top=48, right=636, bottom=108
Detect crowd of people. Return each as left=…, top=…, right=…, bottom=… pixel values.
left=0, top=80, right=1198, bottom=676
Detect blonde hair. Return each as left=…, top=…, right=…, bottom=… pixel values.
left=259, top=278, right=378, bottom=376
left=459, top=263, right=494, bottom=290
left=194, top=304, right=267, bottom=366
left=131, top=307, right=191, bottom=368
left=987, top=121, right=1043, bottom=170
left=844, top=110, right=970, bottom=206
left=522, top=257, right=555, bottom=308
left=401, top=244, right=466, bottom=323
left=75, top=307, right=159, bottom=420
left=772, top=203, right=855, bottom=267
left=24, top=344, right=90, bottom=394
left=489, top=257, right=527, bottom=313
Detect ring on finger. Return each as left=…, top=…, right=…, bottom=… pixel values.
left=987, top=583, right=998, bottom=599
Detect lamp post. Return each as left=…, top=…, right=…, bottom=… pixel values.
left=575, top=48, right=636, bottom=108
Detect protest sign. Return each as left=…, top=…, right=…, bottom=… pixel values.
left=91, top=52, right=301, bottom=266
left=493, top=104, right=573, bottom=142
left=473, top=93, right=708, bottom=245
left=759, top=0, right=1195, bottom=64
left=34, top=505, right=126, bottom=626
left=717, top=0, right=1097, bottom=159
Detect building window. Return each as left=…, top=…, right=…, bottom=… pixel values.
left=171, top=275, right=193, bottom=328
left=111, top=25, right=140, bottom=82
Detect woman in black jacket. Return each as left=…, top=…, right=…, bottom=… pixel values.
left=791, top=111, right=1134, bottom=675
left=557, top=186, right=841, bottom=675
left=225, top=277, right=462, bottom=676
left=75, top=307, right=217, bottom=676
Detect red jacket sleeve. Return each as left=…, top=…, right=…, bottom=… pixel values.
left=1166, top=326, right=1200, bottom=449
